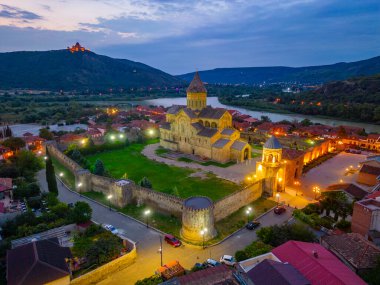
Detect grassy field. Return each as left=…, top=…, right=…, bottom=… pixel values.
left=85, top=142, right=239, bottom=201
left=83, top=191, right=182, bottom=236
left=51, top=157, right=75, bottom=189
left=83, top=191, right=275, bottom=245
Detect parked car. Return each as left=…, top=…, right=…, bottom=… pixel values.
left=102, top=224, right=118, bottom=234
left=206, top=258, right=221, bottom=267
left=220, top=255, right=236, bottom=266
left=246, top=220, right=261, bottom=230
left=164, top=234, right=182, bottom=247
left=274, top=205, right=286, bottom=215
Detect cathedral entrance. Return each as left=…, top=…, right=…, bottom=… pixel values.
left=244, top=148, right=249, bottom=160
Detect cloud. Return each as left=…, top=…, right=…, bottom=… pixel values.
left=0, top=4, right=42, bottom=20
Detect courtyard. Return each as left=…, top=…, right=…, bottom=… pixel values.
left=297, top=152, right=367, bottom=198
left=85, top=142, right=241, bottom=201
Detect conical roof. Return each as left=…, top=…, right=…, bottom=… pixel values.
left=186, top=71, right=207, bottom=93
left=264, top=136, right=282, bottom=149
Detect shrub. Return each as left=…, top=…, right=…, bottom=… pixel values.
left=234, top=241, right=272, bottom=261
left=335, top=219, right=351, bottom=230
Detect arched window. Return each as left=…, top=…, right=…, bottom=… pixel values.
left=199, top=120, right=203, bottom=125
left=268, top=154, right=273, bottom=163
left=205, top=121, right=210, bottom=127
left=211, top=122, right=217, bottom=128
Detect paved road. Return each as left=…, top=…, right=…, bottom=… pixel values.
left=37, top=170, right=292, bottom=285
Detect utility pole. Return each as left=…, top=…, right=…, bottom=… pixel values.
left=159, top=236, right=163, bottom=266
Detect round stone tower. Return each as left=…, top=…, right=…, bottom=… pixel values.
left=181, top=196, right=216, bottom=242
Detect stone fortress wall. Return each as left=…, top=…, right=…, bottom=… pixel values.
left=47, top=144, right=263, bottom=241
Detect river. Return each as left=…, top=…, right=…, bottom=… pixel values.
left=139, top=97, right=380, bottom=133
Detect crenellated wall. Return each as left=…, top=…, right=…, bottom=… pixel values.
left=214, top=180, right=263, bottom=221
left=46, top=144, right=264, bottom=241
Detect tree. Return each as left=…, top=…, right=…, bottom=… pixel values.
left=2, top=137, right=25, bottom=152
left=256, top=223, right=315, bottom=247
left=14, top=150, right=43, bottom=178
left=300, top=118, right=312, bottom=126
left=93, top=159, right=105, bottom=176
left=260, top=115, right=271, bottom=122
left=70, top=201, right=92, bottom=223
left=139, top=177, right=152, bottom=188
left=86, top=233, right=122, bottom=265
left=45, top=149, right=58, bottom=195
left=39, top=128, right=54, bottom=140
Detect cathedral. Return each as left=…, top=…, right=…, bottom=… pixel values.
left=159, top=72, right=251, bottom=163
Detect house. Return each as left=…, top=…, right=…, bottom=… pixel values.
left=0, top=178, right=12, bottom=200
left=246, top=259, right=310, bottom=285
left=0, top=146, right=13, bottom=160
left=321, top=233, right=380, bottom=274
left=161, top=265, right=240, bottom=285
left=272, top=240, right=367, bottom=285
left=58, top=133, right=87, bottom=146
left=22, top=135, right=46, bottom=152
left=7, top=237, right=72, bottom=285
left=357, top=156, right=380, bottom=186
left=343, top=183, right=369, bottom=200
left=351, top=197, right=380, bottom=246
left=86, top=127, right=103, bottom=139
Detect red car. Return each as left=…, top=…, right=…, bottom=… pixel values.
left=164, top=234, right=182, bottom=247
left=274, top=206, right=286, bottom=215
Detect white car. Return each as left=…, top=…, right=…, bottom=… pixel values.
left=102, top=224, right=118, bottom=234
left=220, top=255, right=236, bottom=266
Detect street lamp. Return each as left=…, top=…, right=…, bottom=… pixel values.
left=59, top=172, right=64, bottom=177
left=312, top=186, right=320, bottom=200
left=107, top=194, right=113, bottom=211
left=275, top=193, right=280, bottom=205
left=110, top=135, right=116, bottom=141
left=246, top=207, right=252, bottom=223
left=148, top=129, right=155, bottom=136
left=200, top=228, right=208, bottom=249
left=144, top=209, right=151, bottom=228
left=119, top=134, right=124, bottom=139
left=158, top=236, right=163, bottom=266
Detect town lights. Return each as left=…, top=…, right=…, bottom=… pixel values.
left=200, top=228, right=208, bottom=249
left=275, top=193, right=280, bottom=205
left=144, top=209, right=151, bottom=228
left=77, top=182, right=82, bottom=188
left=44, top=156, right=48, bottom=160
left=148, top=129, right=155, bottom=136
left=110, top=135, right=116, bottom=141
left=119, top=134, right=124, bottom=139
left=59, top=172, right=64, bottom=177
left=258, top=164, right=263, bottom=171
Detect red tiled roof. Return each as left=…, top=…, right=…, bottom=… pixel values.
left=272, top=240, right=367, bottom=285
left=59, top=133, right=86, bottom=142
left=321, top=233, right=380, bottom=270
left=177, top=265, right=237, bottom=284
left=22, top=132, right=34, bottom=137
left=0, top=178, right=12, bottom=192
left=367, top=191, right=380, bottom=199
left=256, top=122, right=274, bottom=131
left=23, top=136, right=45, bottom=143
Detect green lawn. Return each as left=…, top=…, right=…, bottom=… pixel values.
left=51, top=157, right=75, bottom=189
left=85, top=142, right=239, bottom=201
left=83, top=191, right=182, bottom=236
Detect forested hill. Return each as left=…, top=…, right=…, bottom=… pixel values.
left=280, top=74, right=380, bottom=122
left=0, top=50, right=182, bottom=90
left=178, top=56, right=380, bottom=85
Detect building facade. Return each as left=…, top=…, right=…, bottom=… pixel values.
left=159, top=72, right=251, bottom=163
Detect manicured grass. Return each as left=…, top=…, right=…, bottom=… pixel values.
left=251, top=152, right=261, bottom=158
left=303, top=152, right=338, bottom=174
left=155, top=147, right=169, bottom=155
left=251, top=144, right=263, bottom=150
left=51, top=157, right=75, bottom=189
left=85, top=143, right=239, bottom=201
left=83, top=191, right=182, bottom=236
left=211, top=198, right=277, bottom=244
left=177, top=156, right=236, bottom=168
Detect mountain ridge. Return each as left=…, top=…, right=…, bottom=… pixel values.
left=0, top=49, right=182, bottom=90
left=178, top=56, right=380, bottom=85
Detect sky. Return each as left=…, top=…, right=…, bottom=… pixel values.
left=0, top=0, right=379, bottom=74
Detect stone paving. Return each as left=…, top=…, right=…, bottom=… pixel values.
left=299, top=152, right=367, bottom=198
left=142, top=143, right=260, bottom=183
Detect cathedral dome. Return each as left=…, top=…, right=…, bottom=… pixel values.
left=264, top=136, right=282, bottom=149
